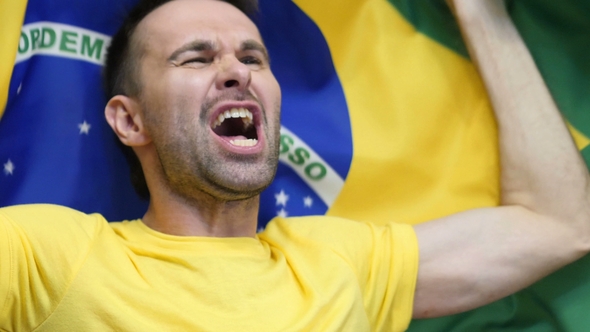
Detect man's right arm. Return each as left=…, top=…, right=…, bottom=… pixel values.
left=412, top=0, right=590, bottom=318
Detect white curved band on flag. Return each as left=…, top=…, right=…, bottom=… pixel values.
left=279, top=126, right=344, bottom=207
left=16, top=22, right=111, bottom=65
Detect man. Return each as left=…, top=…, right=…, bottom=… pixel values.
left=1, top=0, right=588, bottom=331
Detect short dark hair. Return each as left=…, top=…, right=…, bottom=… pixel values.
left=103, top=0, right=259, bottom=200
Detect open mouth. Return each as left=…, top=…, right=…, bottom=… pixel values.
left=212, top=107, right=259, bottom=147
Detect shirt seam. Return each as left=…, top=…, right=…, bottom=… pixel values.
left=395, top=224, right=419, bottom=331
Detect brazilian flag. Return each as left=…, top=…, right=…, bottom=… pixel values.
left=0, top=1, right=27, bottom=117
left=1, top=0, right=590, bottom=330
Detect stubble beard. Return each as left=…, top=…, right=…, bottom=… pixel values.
left=148, top=93, right=281, bottom=204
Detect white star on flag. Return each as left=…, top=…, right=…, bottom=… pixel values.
left=78, top=121, right=91, bottom=135
left=303, top=196, right=313, bottom=208
left=275, top=190, right=289, bottom=207
left=4, top=159, right=15, bottom=175
left=277, top=208, right=288, bottom=218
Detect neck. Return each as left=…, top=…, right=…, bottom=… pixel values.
left=141, top=189, right=261, bottom=238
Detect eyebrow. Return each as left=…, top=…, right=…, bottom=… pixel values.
left=167, top=40, right=215, bottom=62
left=241, top=39, right=270, bottom=63
left=167, top=39, right=270, bottom=63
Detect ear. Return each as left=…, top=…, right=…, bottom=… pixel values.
left=105, top=95, right=151, bottom=147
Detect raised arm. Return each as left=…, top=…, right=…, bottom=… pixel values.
left=412, top=0, right=590, bottom=318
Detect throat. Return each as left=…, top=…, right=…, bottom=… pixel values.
left=141, top=192, right=261, bottom=237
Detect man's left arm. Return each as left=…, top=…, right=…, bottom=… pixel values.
left=412, top=0, right=590, bottom=318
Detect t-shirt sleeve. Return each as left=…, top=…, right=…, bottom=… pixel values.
left=361, top=221, right=418, bottom=332
left=267, top=216, right=419, bottom=332
left=0, top=204, right=100, bottom=331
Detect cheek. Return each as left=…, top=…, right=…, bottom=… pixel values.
left=256, top=73, right=282, bottom=116
left=156, top=70, right=211, bottom=103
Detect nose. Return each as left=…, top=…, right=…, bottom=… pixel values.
left=215, top=55, right=251, bottom=92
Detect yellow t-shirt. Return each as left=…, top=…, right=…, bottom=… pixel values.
left=0, top=204, right=418, bottom=332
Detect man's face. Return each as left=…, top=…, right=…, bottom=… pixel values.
left=135, top=0, right=282, bottom=201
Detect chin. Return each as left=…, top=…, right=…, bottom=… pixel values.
left=218, top=178, right=273, bottom=200
left=193, top=169, right=273, bottom=201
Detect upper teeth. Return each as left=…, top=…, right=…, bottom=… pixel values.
left=213, top=107, right=253, bottom=128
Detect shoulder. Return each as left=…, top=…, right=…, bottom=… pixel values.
left=264, top=215, right=416, bottom=245
left=0, top=205, right=110, bottom=328
left=261, top=215, right=417, bottom=261
left=0, top=204, right=107, bottom=247
left=261, top=216, right=419, bottom=316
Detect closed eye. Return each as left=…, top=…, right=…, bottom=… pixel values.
left=182, top=57, right=210, bottom=65
left=240, top=56, right=262, bottom=66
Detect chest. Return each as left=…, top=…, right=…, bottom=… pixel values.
left=36, top=242, right=372, bottom=331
